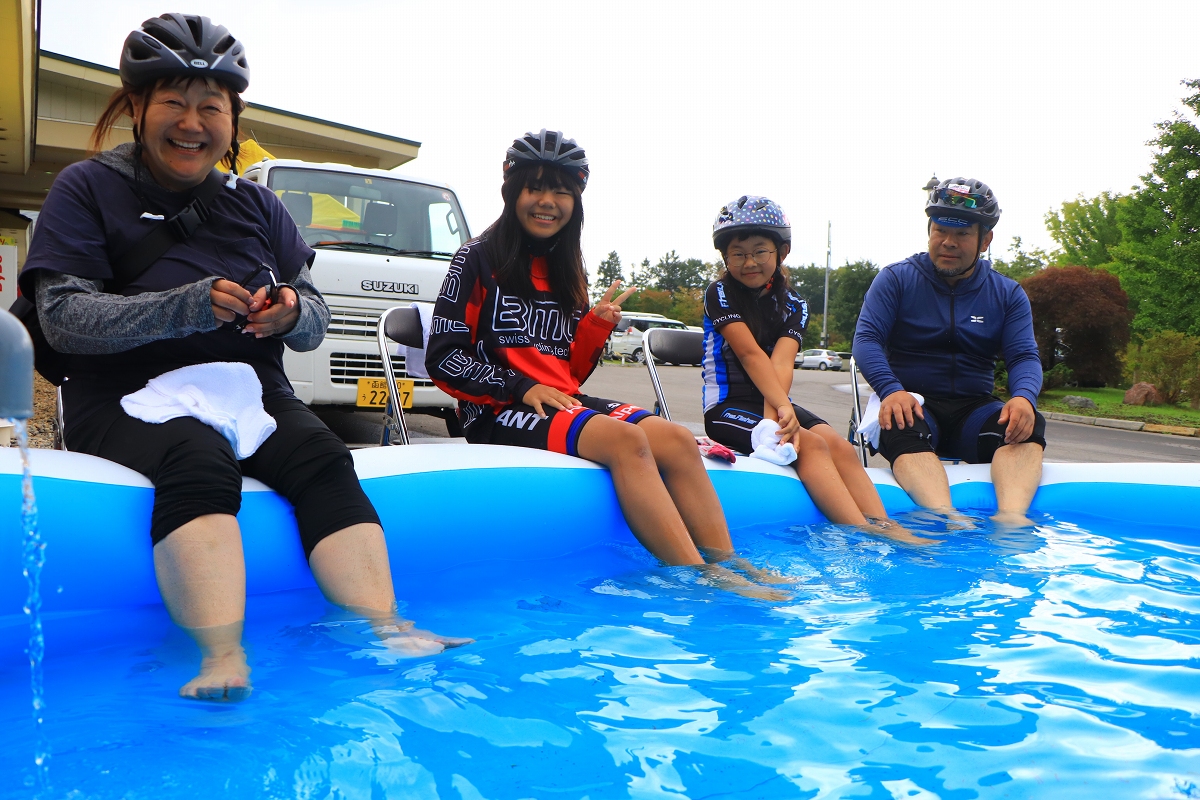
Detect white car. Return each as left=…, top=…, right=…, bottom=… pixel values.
left=797, top=348, right=843, bottom=371
left=608, top=314, right=690, bottom=363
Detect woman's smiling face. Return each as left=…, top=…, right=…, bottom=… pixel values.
left=514, top=173, right=576, bottom=239
left=131, top=78, right=235, bottom=192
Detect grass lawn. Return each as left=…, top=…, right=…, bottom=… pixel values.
left=1038, top=387, right=1200, bottom=428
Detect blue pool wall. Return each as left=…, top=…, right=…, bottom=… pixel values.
left=2, top=446, right=1198, bottom=620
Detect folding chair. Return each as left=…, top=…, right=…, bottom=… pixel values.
left=55, top=384, right=66, bottom=451
left=847, top=357, right=870, bottom=467
left=375, top=305, right=424, bottom=446
left=642, top=327, right=703, bottom=422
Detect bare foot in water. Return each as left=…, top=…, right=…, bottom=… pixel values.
left=376, top=622, right=474, bottom=657
left=699, top=564, right=793, bottom=602
left=991, top=511, right=1034, bottom=528
left=864, top=519, right=940, bottom=547
left=180, top=644, right=252, bottom=702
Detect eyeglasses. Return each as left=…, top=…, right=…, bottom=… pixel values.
left=937, top=187, right=987, bottom=209
left=726, top=248, right=776, bottom=267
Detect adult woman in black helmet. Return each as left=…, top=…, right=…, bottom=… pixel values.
left=18, top=14, right=466, bottom=701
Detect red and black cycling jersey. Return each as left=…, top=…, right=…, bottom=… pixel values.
left=425, top=238, right=614, bottom=438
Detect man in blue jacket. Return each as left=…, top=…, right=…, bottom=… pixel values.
left=853, top=178, right=1046, bottom=524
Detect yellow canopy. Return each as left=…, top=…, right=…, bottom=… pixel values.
left=234, top=138, right=361, bottom=231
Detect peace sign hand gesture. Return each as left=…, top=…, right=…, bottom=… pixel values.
left=592, top=280, right=637, bottom=325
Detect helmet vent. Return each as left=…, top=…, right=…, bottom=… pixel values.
left=185, top=16, right=204, bottom=46
left=214, top=35, right=234, bottom=55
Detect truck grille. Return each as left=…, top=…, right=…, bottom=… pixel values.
left=329, top=352, right=434, bottom=386
left=327, top=309, right=380, bottom=338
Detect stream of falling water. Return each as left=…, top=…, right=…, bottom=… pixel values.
left=15, top=419, right=50, bottom=794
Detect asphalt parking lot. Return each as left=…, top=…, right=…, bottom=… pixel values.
left=319, top=362, right=1200, bottom=464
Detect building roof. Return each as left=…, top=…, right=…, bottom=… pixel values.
left=0, top=1, right=421, bottom=209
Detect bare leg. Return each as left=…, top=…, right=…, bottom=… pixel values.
left=812, top=424, right=888, bottom=518
left=152, top=514, right=251, bottom=701
left=891, top=452, right=953, bottom=511
left=576, top=417, right=705, bottom=566
left=309, top=523, right=472, bottom=655
left=990, top=442, right=1043, bottom=525
left=792, top=428, right=869, bottom=525
left=636, top=417, right=732, bottom=553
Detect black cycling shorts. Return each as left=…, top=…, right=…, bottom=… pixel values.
left=471, top=395, right=653, bottom=457
left=64, top=395, right=380, bottom=556
left=876, top=394, right=1047, bottom=465
left=703, top=398, right=828, bottom=455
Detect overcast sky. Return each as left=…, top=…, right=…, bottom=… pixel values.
left=43, top=0, right=1200, bottom=280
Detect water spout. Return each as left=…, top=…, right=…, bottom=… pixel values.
left=0, top=306, right=34, bottom=420
left=2, top=306, right=48, bottom=793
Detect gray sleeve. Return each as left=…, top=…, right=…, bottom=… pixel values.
left=35, top=270, right=219, bottom=355
left=278, top=264, right=329, bottom=352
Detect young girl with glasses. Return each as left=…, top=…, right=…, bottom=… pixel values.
left=426, top=133, right=790, bottom=593
left=702, top=196, right=924, bottom=542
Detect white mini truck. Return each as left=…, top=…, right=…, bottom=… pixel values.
left=241, top=159, right=470, bottom=432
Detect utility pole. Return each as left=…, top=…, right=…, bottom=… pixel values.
left=822, top=221, right=831, bottom=347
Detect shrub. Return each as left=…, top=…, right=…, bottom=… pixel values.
left=1022, top=266, right=1133, bottom=386
left=1041, top=363, right=1075, bottom=392
left=1128, top=331, right=1200, bottom=405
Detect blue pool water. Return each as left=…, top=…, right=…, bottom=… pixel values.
left=2, top=510, right=1198, bottom=799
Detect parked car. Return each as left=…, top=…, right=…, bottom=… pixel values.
left=608, top=314, right=690, bottom=363
left=797, top=348, right=843, bottom=371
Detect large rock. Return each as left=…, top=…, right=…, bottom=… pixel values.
left=1124, top=382, right=1162, bottom=406
left=1063, top=395, right=1098, bottom=410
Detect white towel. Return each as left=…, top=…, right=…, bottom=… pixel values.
left=393, top=302, right=434, bottom=380
left=749, top=419, right=798, bottom=466
left=856, top=391, right=925, bottom=449
left=120, top=363, right=277, bottom=459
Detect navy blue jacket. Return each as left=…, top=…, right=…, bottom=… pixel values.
left=852, top=253, right=1042, bottom=407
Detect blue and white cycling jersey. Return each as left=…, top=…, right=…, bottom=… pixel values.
left=701, top=277, right=809, bottom=411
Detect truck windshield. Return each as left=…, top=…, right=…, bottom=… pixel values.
left=267, top=167, right=469, bottom=258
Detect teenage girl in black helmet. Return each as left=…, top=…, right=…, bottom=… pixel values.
left=425, top=131, right=791, bottom=598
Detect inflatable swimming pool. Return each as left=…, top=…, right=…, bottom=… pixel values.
left=3, top=446, right=1199, bottom=797
left=4, top=446, right=1198, bottom=616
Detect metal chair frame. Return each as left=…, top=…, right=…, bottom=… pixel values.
left=54, top=382, right=67, bottom=451
left=847, top=358, right=870, bottom=467
left=375, top=305, right=424, bottom=446
left=642, top=327, right=704, bottom=422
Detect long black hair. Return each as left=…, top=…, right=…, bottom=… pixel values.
left=716, top=231, right=794, bottom=348
left=482, top=162, right=588, bottom=312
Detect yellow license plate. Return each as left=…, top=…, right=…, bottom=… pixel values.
left=356, top=378, right=413, bottom=409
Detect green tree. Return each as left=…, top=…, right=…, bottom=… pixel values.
left=669, top=288, right=705, bottom=326
left=630, top=258, right=652, bottom=287
left=1045, top=192, right=1124, bottom=267
left=827, top=260, right=880, bottom=344
left=1107, top=79, right=1200, bottom=337
left=642, top=250, right=713, bottom=293
left=992, top=236, right=1049, bottom=281
left=593, top=251, right=624, bottom=301
left=625, top=289, right=673, bottom=316
left=785, top=263, right=831, bottom=313
left=1127, top=330, right=1200, bottom=404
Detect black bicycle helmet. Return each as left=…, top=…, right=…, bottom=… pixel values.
left=503, top=129, right=590, bottom=189
left=925, top=177, right=1001, bottom=230
left=120, top=14, right=250, bottom=93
